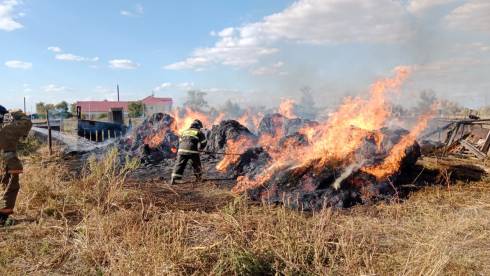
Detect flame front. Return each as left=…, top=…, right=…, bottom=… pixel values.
left=231, top=66, right=425, bottom=194
left=362, top=106, right=436, bottom=179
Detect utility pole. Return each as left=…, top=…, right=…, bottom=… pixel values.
left=23, top=97, right=26, bottom=113
left=117, top=84, right=120, bottom=102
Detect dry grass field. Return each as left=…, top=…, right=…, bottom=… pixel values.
left=1, top=142, right=489, bottom=275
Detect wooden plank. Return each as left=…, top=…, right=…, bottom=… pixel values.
left=420, top=122, right=454, bottom=140
left=446, top=123, right=460, bottom=146
left=481, top=124, right=490, bottom=130
left=460, top=140, right=487, bottom=160
left=482, top=130, right=490, bottom=154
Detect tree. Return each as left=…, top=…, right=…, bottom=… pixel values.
left=296, top=86, right=318, bottom=119
left=221, top=100, right=243, bottom=118
left=299, top=87, right=315, bottom=109
left=184, top=90, right=208, bottom=111
left=36, top=102, right=56, bottom=119
left=439, top=99, right=464, bottom=117
left=55, top=101, right=69, bottom=113
left=128, top=101, right=144, bottom=117
left=36, top=102, right=55, bottom=116
left=70, top=103, right=78, bottom=115
left=36, top=102, right=46, bottom=115
left=414, top=90, right=437, bottom=114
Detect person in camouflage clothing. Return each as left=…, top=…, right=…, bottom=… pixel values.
left=0, top=106, right=32, bottom=225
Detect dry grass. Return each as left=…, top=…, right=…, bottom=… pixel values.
left=0, top=145, right=489, bottom=275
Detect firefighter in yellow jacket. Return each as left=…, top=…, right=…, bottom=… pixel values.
left=0, top=106, right=32, bottom=224
left=171, top=119, right=207, bottom=184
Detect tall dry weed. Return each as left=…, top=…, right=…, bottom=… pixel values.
left=2, top=145, right=489, bottom=275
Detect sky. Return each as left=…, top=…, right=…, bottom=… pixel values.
left=1, top=0, right=489, bottom=112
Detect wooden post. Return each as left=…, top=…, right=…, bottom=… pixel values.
left=96, top=130, right=99, bottom=142
left=46, top=110, right=52, bottom=155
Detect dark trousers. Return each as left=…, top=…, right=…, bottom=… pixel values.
left=172, top=154, right=202, bottom=180
left=1, top=173, right=19, bottom=210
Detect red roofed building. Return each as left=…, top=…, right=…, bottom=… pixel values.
left=141, top=96, right=173, bottom=116
left=76, top=96, right=173, bottom=120
left=76, top=100, right=130, bottom=120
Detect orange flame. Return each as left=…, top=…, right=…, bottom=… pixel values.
left=216, top=136, right=254, bottom=172
left=144, top=128, right=171, bottom=148
left=362, top=107, right=435, bottom=179
left=278, top=98, right=297, bottom=118
left=169, top=107, right=226, bottom=134
left=237, top=110, right=264, bottom=132
left=232, top=66, right=414, bottom=194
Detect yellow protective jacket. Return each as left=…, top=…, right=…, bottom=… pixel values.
left=0, top=111, right=32, bottom=174
left=178, top=128, right=207, bottom=154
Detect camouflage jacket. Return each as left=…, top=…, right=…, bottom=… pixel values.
left=0, top=111, right=32, bottom=174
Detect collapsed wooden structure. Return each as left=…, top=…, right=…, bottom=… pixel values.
left=435, top=118, right=490, bottom=160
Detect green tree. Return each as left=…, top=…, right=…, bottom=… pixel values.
left=36, top=102, right=46, bottom=115
left=70, top=103, right=78, bottom=114
left=55, top=101, right=69, bottom=113
left=36, top=102, right=55, bottom=118
left=128, top=101, right=144, bottom=117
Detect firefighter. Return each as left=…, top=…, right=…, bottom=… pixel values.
left=170, top=119, right=207, bottom=184
left=0, top=106, right=32, bottom=225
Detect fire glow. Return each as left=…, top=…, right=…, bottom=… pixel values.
left=230, top=66, right=434, bottom=194
left=139, top=66, right=434, bottom=200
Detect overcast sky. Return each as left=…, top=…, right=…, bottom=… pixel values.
left=1, top=0, right=489, bottom=111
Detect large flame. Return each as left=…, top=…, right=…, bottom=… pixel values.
left=362, top=106, right=436, bottom=179
left=231, top=66, right=419, bottom=194
left=278, top=98, right=297, bottom=119
left=141, top=66, right=432, bottom=195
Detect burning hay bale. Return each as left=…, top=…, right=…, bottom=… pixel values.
left=222, top=147, right=272, bottom=178
left=258, top=113, right=288, bottom=137
left=205, top=120, right=256, bottom=153
left=285, top=118, right=318, bottom=136
left=278, top=133, right=309, bottom=148
left=236, top=127, right=421, bottom=210
left=124, top=113, right=179, bottom=163
left=258, top=113, right=318, bottom=137
left=221, top=67, right=434, bottom=210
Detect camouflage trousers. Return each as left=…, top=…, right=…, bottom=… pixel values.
left=1, top=173, right=19, bottom=210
